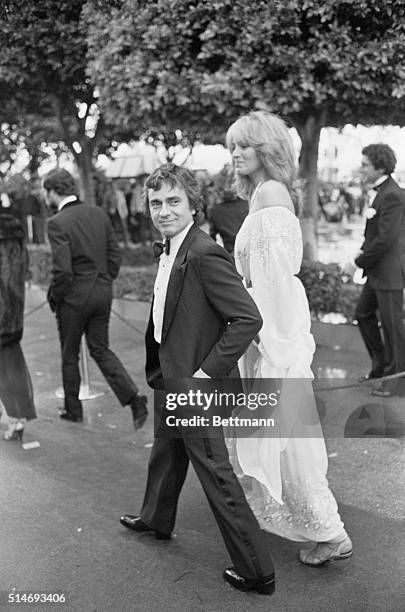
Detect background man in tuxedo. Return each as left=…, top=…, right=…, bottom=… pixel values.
left=43, top=168, right=147, bottom=425
left=354, top=144, right=405, bottom=397
left=120, top=164, right=275, bottom=595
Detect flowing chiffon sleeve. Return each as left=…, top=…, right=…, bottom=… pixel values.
left=237, top=207, right=315, bottom=374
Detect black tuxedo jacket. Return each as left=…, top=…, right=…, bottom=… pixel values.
left=355, top=176, right=405, bottom=290
left=145, top=224, right=262, bottom=387
left=47, top=199, right=121, bottom=311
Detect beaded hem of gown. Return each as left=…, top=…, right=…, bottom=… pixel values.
left=229, top=198, right=345, bottom=542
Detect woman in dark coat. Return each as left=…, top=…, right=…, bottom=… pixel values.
left=0, top=203, right=36, bottom=440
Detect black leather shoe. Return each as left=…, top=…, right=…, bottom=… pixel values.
left=371, top=388, right=395, bottom=397
left=358, top=371, right=383, bottom=383
left=223, top=567, right=275, bottom=595
left=58, top=410, right=83, bottom=422
left=129, top=394, right=148, bottom=430
left=119, top=515, right=171, bottom=540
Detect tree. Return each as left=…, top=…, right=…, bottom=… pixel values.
left=0, top=0, right=108, bottom=204
left=86, top=0, right=405, bottom=258
left=0, top=113, right=67, bottom=179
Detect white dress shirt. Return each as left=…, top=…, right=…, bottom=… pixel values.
left=58, top=195, right=78, bottom=211
left=152, top=222, right=194, bottom=343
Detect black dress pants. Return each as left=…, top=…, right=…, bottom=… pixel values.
left=355, top=281, right=405, bottom=392
left=56, top=282, right=138, bottom=417
left=140, top=419, right=275, bottom=581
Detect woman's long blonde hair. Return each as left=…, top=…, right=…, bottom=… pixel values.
left=226, top=110, right=301, bottom=215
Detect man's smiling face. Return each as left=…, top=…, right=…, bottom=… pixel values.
left=148, top=181, right=195, bottom=238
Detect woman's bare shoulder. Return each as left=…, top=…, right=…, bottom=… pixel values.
left=254, top=180, right=294, bottom=213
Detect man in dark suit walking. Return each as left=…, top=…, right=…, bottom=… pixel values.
left=354, top=144, right=405, bottom=397
left=43, top=168, right=147, bottom=425
left=119, top=164, right=275, bottom=595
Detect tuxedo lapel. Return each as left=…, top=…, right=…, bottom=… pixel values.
left=161, top=224, right=199, bottom=343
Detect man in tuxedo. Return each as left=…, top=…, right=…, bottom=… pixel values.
left=43, top=168, right=147, bottom=425
left=354, top=144, right=405, bottom=397
left=119, top=164, right=275, bottom=595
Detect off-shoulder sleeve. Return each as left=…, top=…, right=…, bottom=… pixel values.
left=246, top=208, right=314, bottom=372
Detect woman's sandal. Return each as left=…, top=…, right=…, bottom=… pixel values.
left=4, top=419, right=25, bottom=442
left=298, top=534, right=353, bottom=567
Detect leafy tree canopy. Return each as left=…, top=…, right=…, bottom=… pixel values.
left=1, top=1, right=92, bottom=103
left=86, top=0, right=405, bottom=141
left=0, top=0, right=117, bottom=200
left=86, top=0, right=405, bottom=257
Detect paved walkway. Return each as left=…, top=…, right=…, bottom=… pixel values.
left=0, top=286, right=404, bottom=612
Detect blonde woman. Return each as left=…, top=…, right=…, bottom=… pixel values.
left=226, top=110, right=352, bottom=566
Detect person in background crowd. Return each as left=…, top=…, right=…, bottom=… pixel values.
left=357, top=187, right=368, bottom=216
left=113, top=180, right=130, bottom=247
left=7, top=188, right=26, bottom=232
left=129, top=176, right=153, bottom=244
left=208, top=164, right=249, bottom=255
left=25, top=178, right=46, bottom=244
left=0, top=198, right=36, bottom=441
left=354, top=144, right=405, bottom=397
left=339, top=185, right=355, bottom=220
left=42, top=168, right=148, bottom=426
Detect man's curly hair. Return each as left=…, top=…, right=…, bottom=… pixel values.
left=143, top=163, right=203, bottom=218
left=362, top=144, right=397, bottom=175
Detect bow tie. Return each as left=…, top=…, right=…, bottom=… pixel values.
left=153, top=239, right=171, bottom=258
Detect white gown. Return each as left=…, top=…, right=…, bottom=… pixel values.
left=231, top=203, right=345, bottom=542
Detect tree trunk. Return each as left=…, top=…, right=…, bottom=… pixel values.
left=76, top=144, right=96, bottom=206
left=295, top=112, right=325, bottom=261
left=50, top=95, right=99, bottom=206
